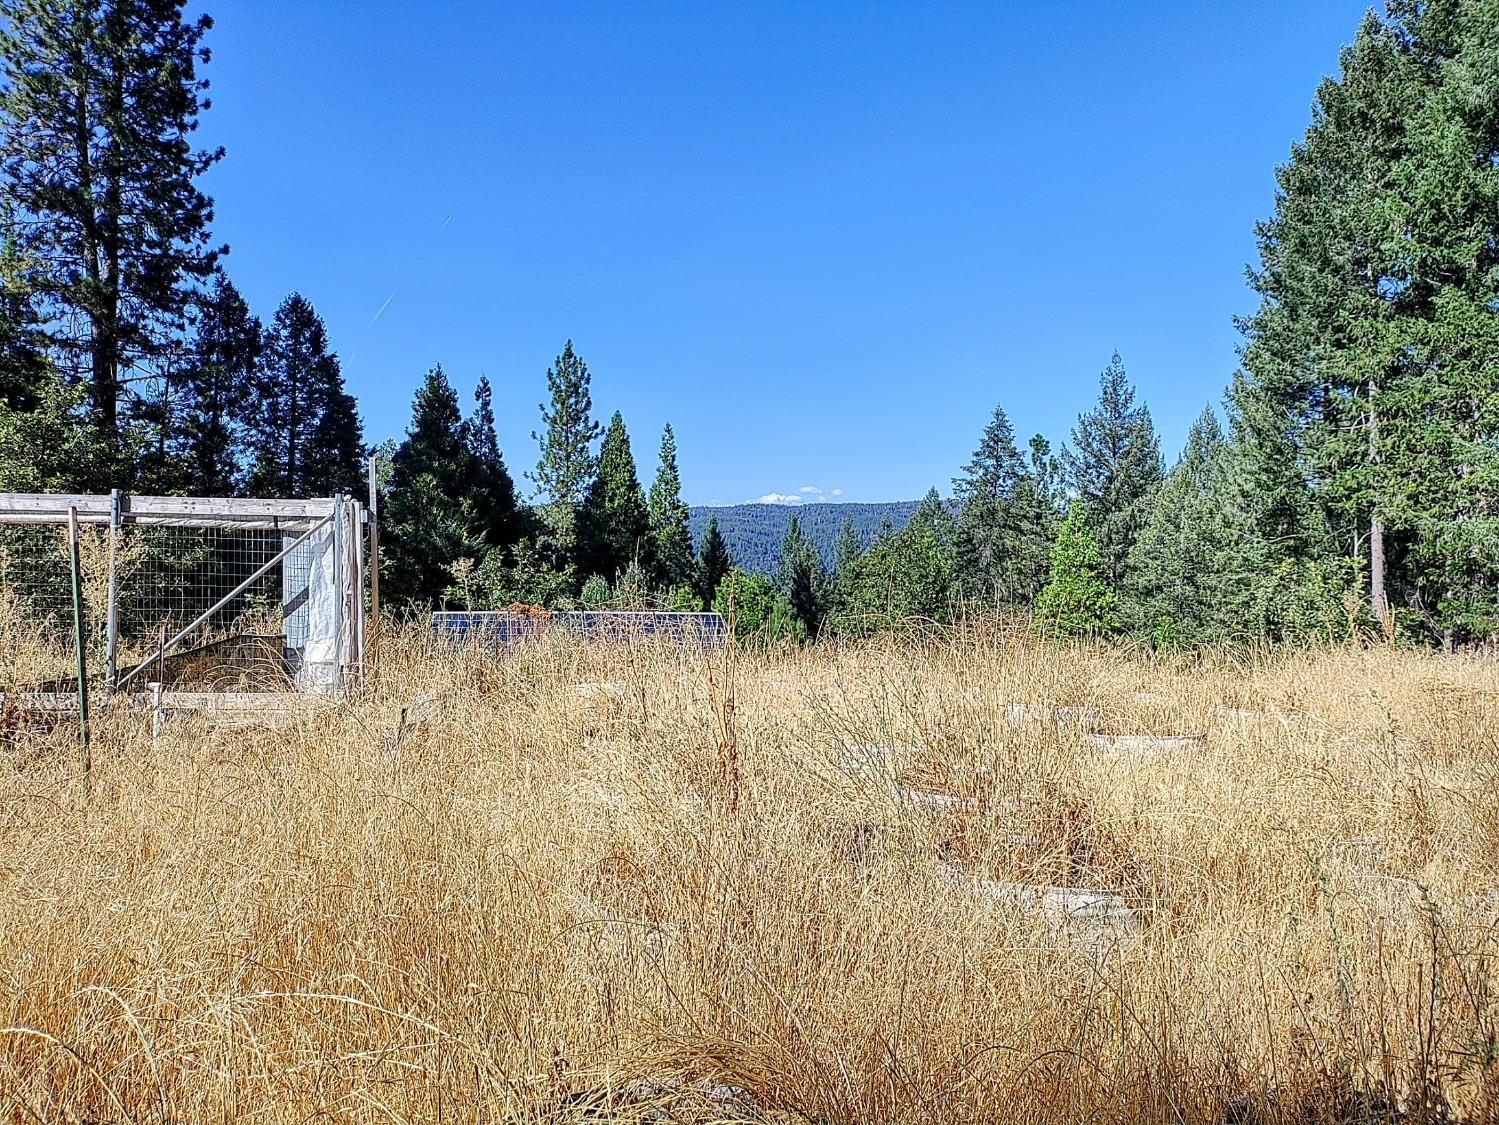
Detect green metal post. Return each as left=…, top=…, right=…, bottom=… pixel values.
left=68, top=505, right=91, bottom=796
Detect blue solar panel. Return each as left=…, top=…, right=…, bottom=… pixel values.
left=432, top=610, right=729, bottom=648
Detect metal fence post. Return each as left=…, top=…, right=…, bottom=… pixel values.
left=104, top=488, right=122, bottom=697
left=67, top=506, right=91, bottom=796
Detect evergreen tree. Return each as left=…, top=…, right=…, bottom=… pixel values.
left=0, top=245, right=48, bottom=412
left=953, top=404, right=1052, bottom=606
left=1062, top=353, right=1163, bottom=587
left=779, top=514, right=830, bottom=638
left=0, top=0, right=224, bottom=475
left=1035, top=502, right=1118, bottom=637
left=530, top=340, right=600, bottom=551
left=695, top=515, right=733, bottom=607
left=183, top=274, right=260, bottom=495
left=467, top=375, right=523, bottom=548
left=647, top=423, right=693, bottom=589
left=837, top=488, right=957, bottom=631
left=1125, top=407, right=1258, bottom=643
left=383, top=366, right=485, bottom=604
left=576, top=411, right=651, bottom=583
left=247, top=293, right=363, bottom=497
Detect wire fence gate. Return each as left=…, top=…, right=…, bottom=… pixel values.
left=0, top=492, right=367, bottom=704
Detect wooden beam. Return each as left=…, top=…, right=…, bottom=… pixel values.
left=0, top=493, right=336, bottom=529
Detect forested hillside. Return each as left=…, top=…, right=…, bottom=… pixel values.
left=687, top=502, right=920, bottom=575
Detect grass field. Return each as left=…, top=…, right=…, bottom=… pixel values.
left=3, top=629, right=1499, bottom=1122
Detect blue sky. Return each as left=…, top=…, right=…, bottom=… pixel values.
left=198, top=0, right=1368, bottom=506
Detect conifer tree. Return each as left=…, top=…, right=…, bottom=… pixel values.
left=576, top=411, right=651, bottom=582
left=0, top=0, right=224, bottom=473
left=647, top=423, right=693, bottom=589
left=695, top=515, right=732, bottom=608
left=779, top=514, right=829, bottom=638
left=953, top=404, right=1053, bottom=606
left=247, top=293, right=363, bottom=497
left=530, top=340, right=600, bottom=551
left=184, top=275, right=260, bottom=495
left=1035, top=502, right=1118, bottom=637
left=1237, top=4, right=1499, bottom=644
left=467, top=375, right=522, bottom=548
left=1062, top=353, right=1163, bottom=587
left=1125, top=407, right=1256, bottom=643
left=382, top=366, right=484, bottom=604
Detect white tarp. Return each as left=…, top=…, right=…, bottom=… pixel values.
left=284, top=519, right=340, bottom=693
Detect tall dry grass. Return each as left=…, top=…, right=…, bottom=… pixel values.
left=2, top=629, right=1499, bottom=1122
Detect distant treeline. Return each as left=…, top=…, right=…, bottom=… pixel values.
left=0, top=2, right=1495, bottom=648
left=686, top=503, right=921, bottom=576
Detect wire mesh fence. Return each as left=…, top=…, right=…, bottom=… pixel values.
left=0, top=494, right=364, bottom=697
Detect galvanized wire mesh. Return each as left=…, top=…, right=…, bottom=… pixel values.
left=0, top=520, right=315, bottom=692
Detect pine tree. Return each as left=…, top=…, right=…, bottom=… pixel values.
left=0, top=0, right=224, bottom=474
left=833, top=516, right=861, bottom=577
left=530, top=340, right=600, bottom=551
left=1035, top=502, right=1118, bottom=637
left=247, top=293, right=363, bottom=497
left=576, top=411, right=651, bottom=583
left=779, top=514, right=829, bottom=638
left=647, top=423, right=693, bottom=589
left=953, top=404, right=1052, bottom=606
left=1125, top=407, right=1258, bottom=643
left=0, top=245, right=48, bottom=412
left=695, top=515, right=732, bottom=607
left=1062, top=353, right=1163, bottom=588
left=183, top=274, right=260, bottom=495
left=468, top=375, right=522, bottom=548
left=382, top=366, right=486, bottom=604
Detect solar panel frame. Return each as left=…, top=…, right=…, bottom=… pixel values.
left=431, top=610, right=729, bottom=649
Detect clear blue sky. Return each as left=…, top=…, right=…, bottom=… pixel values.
left=197, top=0, right=1367, bottom=506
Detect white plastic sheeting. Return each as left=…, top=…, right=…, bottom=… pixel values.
left=283, top=513, right=351, bottom=693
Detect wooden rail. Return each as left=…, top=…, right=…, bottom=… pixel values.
left=0, top=493, right=335, bottom=530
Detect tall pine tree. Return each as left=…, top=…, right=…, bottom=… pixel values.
left=467, top=375, right=522, bottom=549
left=0, top=0, right=224, bottom=477
left=779, top=514, right=830, bottom=638
left=953, top=404, right=1051, bottom=606
left=247, top=293, right=363, bottom=497
left=530, top=340, right=600, bottom=552
left=384, top=365, right=486, bottom=605
left=1125, top=407, right=1258, bottom=643
left=183, top=274, right=259, bottom=495
left=1062, top=353, right=1163, bottom=588
left=695, top=515, right=732, bottom=608
left=648, top=423, right=693, bottom=591
left=576, top=411, right=651, bottom=583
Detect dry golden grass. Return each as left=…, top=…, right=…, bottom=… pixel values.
left=3, top=629, right=1499, bottom=1123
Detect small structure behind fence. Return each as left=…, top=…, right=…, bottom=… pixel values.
left=432, top=610, right=728, bottom=649
left=0, top=492, right=365, bottom=705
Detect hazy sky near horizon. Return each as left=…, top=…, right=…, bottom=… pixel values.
left=199, top=0, right=1368, bottom=506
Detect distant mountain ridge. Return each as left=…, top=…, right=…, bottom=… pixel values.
left=687, top=501, right=921, bottom=576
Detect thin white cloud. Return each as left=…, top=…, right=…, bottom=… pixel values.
left=747, top=492, right=803, bottom=506
left=830, top=488, right=844, bottom=497
left=799, top=486, right=823, bottom=495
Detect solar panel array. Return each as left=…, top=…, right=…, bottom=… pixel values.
left=431, top=610, right=729, bottom=648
